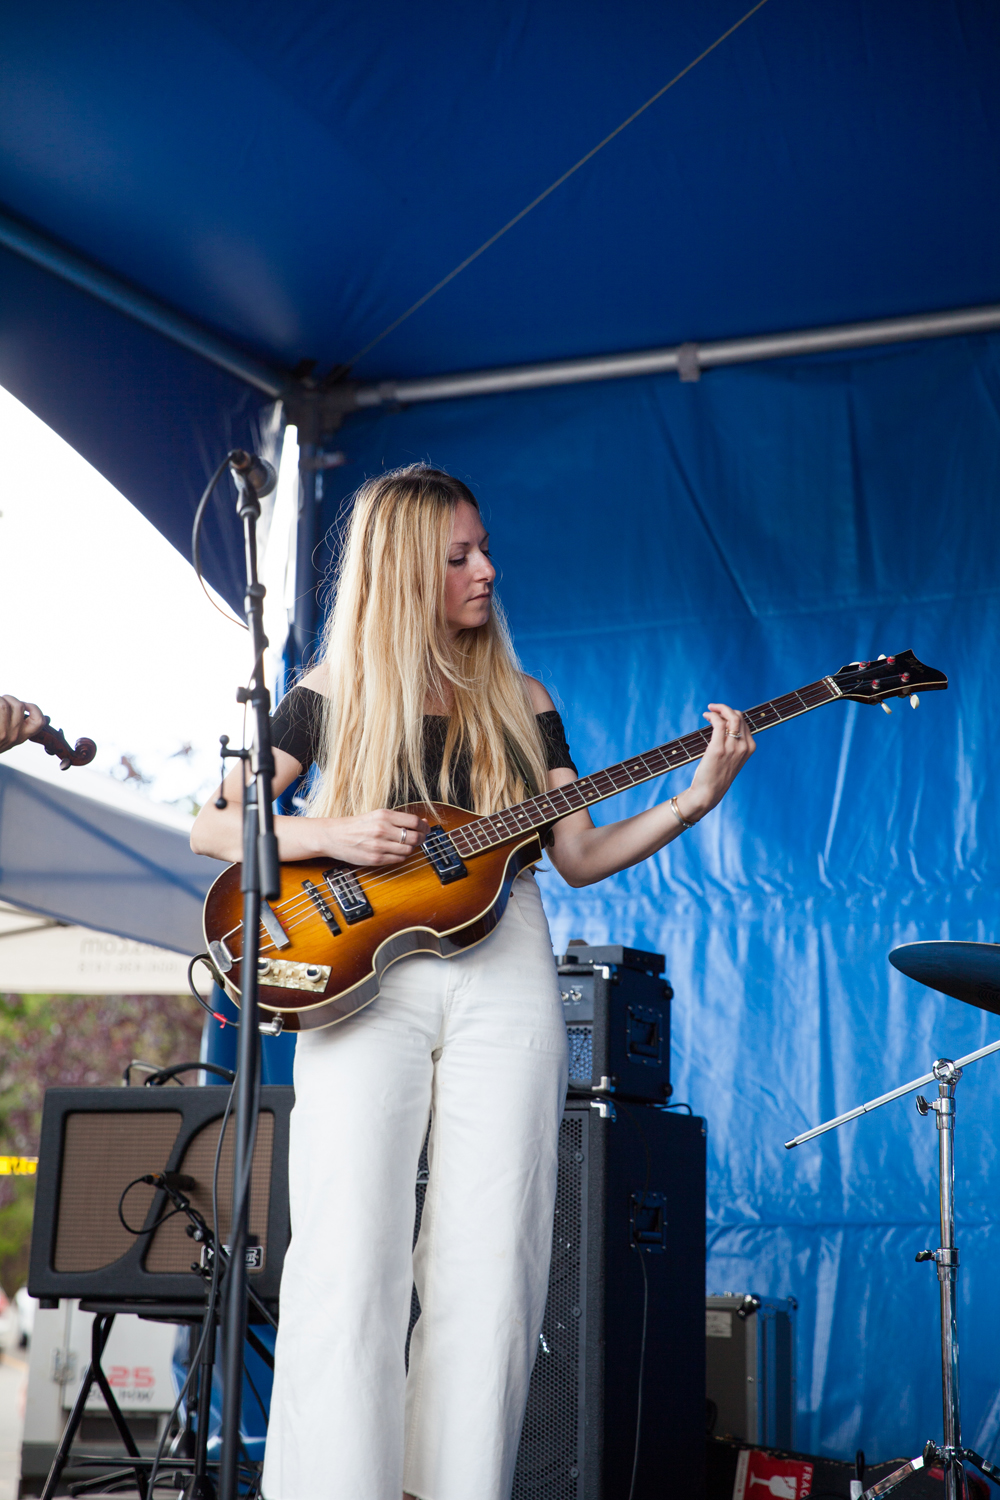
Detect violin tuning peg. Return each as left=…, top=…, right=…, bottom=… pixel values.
left=910, top=694, right=920, bottom=709
left=881, top=702, right=892, bottom=714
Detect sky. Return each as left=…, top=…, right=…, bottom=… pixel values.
left=0, top=383, right=283, bottom=817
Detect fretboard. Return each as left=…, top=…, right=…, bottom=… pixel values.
left=448, top=675, right=841, bottom=858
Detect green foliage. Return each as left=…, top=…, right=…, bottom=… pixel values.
left=0, top=992, right=204, bottom=1293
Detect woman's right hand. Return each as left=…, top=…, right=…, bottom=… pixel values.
left=0, top=695, right=45, bottom=754
left=319, top=809, right=430, bottom=867
left=191, top=746, right=431, bottom=866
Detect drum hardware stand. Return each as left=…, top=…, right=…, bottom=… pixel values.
left=786, top=1039, right=1000, bottom=1500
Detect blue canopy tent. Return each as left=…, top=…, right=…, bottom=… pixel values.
left=1, top=0, right=999, bottom=1463
left=0, top=759, right=212, bottom=953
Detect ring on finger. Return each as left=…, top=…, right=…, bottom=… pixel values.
left=399, top=828, right=408, bottom=844
left=726, top=729, right=743, bottom=739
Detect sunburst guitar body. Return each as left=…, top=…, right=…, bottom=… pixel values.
left=202, top=649, right=948, bottom=1032
left=203, top=803, right=542, bottom=1031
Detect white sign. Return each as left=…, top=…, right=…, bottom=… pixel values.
left=706, top=1309, right=733, bottom=1338
left=60, top=1306, right=178, bottom=1413
left=0, top=901, right=209, bottom=994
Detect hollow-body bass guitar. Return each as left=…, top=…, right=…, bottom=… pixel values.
left=203, top=651, right=947, bottom=1031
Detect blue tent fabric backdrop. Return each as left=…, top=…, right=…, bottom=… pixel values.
left=287, top=329, right=1000, bottom=1461
left=2, top=0, right=1000, bottom=1470
left=1, top=0, right=999, bottom=607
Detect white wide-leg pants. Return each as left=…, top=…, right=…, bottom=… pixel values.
left=262, top=873, right=568, bottom=1500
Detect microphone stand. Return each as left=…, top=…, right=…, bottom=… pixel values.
left=218, top=462, right=281, bottom=1500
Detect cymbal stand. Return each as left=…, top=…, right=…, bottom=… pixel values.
left=786, top=1040, right=1000, bottom=1500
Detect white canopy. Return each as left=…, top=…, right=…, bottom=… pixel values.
left=0, top=901, right=212, bottom=994
left=0, top=751, right=216, bottom=958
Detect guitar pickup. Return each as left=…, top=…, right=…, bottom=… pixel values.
left=425, top=825, right=467, bottom=885
left=260, top=901, right=291, bottom=951
left=302, top=878, right=341, bottom=935
left=323, top=868, right=373, bottom=923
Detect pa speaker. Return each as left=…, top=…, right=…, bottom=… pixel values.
left=410, top=1098, right=706, bottom=1499
left=515, top=1100, right=706, bottom=1499
left=28, top=1086, right=292, bottom=1309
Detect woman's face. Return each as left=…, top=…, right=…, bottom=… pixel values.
left=444, top=499, right=495, bottom=635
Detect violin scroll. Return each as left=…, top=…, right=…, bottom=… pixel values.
left=28, top=717, right=97, bottom=771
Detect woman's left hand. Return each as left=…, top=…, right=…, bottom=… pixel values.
left=678, top=702, right=756, bottom=822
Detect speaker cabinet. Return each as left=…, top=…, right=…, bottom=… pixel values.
left=410, top=1098, right=706, bottom=1499
left=28, top=1086, right=292, bottom=1309
left=706, top=1294, right=797, bottom=1449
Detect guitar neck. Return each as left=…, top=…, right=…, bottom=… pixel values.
left=448, top=675, right=842, bottom=858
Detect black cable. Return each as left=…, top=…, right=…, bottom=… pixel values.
left=628, top=1249, right=650, bottom=1500
left=619, top=1102, right=654, bottom=1500
left=146, top=1075, right=238, bottom=1495
left=145, top=1058, right=236, bottom=1088
left=188, top=954, right=240, bottom=1031
left=243, top=1354, right=269, bottom=1427
left=191, top=453, right=249, bottom=630
left=116, top=1178, right=187, bottom=1238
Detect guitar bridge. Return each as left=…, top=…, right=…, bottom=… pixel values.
left=425, top=825, right=467, bottom=884
left=302, top=878, right=341, bottom=935
left=323, top=868, right=374, bottom=923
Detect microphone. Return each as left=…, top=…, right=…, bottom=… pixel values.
left=229, top=449, right=277, bottom=498
left=143, top=1171, right=197, bottom=1192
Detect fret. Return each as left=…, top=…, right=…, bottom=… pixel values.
left=449, top=675, right=838, bottom=857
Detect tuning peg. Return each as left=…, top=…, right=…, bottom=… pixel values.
left=910, top=695, right=920, bottom=709
left=881, top=703, right=892, bottom=714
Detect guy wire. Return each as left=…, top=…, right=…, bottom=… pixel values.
left=342, top=0, right=773, bottom=371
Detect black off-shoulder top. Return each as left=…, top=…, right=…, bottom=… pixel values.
left=270, top=685, right=577, bottom=814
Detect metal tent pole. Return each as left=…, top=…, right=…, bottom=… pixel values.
left=346, top=303, right=1000, bottom=409
left=0, top=208, right=285, bottom=397
left=3, top=206, right=1000, bottom=418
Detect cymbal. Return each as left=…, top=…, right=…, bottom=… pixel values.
left=888, top=941, right=1000, bottom=1016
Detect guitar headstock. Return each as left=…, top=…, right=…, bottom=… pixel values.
left=831, top=649, right=948, bottom=705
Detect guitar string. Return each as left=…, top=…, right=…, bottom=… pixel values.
left=227, top=666, right=903, bottom=955
left=249, top=737, right=714, bottom=944
left=247, top=750, right=699, bottom=937
left=241, top=672, right=863, bottom=954
left=249, top=682, right=837, bottom=950
left=246, top=748, right=706, bottom=952
left=229, top=680, right=840, bottom=952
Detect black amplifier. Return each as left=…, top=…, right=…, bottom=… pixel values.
left=557, top=942, right=673, bottom=1104
left=28, top=1086, right=292, bottom=1310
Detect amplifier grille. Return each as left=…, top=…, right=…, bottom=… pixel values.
left=55, top=1112, right=182, bottom=1272
left=513, top=1113, right=584, bottom=1499
left=566, top=1025, right=593, bottom=1085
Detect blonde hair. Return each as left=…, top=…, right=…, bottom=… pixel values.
left=308, top=465, right=548, bottom=819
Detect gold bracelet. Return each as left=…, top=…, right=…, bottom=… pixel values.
left=669, top=795, right=694, bottom=831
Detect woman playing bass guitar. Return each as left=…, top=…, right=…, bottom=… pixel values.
left=190, top=465, right=755, bottom=1500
